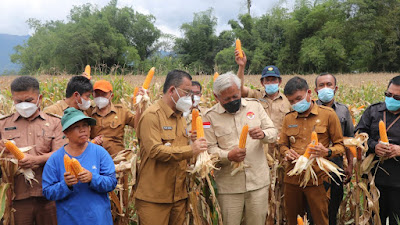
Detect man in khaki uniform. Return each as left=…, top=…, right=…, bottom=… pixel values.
left=0, top=76, right=66, bottom=225
left=279, top=77, right=345, bottom=225
left=89, top=80, right=142, bottom=156
left=44, top=76, right=93, bottom=116
left=186, top=81, right=207, bottom=132
left=135, top=70, right=207, bottom=225
left=203, top=72, right=277, bottom=225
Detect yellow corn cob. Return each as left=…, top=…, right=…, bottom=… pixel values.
left=196, top=116, right=204, bottom=139
left=132, top=87, right=139, bottom=104
left=84, top=65, right=91, bottom=80
left=379, top=120, right=389, bottom=143
left=63, top=154, right=76, bottom=176
left=213, top=72, right=219, bottom=82
left=239, top=124, right=249, bottom=149
left=235, top=39, right=244, bottom=58
left=303, top=131, right=318, bottom=158
left=142, top=67, right=155, bottom=89
left=4, top=140, right=24, bottom=160
left=297, top=215, right=304, bottom=225
left=192, top=109, right=199, bottom=132
left=71, top=158, right=84, bottom=175
left=349, top=146, right=357, bottom=158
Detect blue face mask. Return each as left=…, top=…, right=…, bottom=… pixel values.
left=265, top=83, right=279, bottom=95
left=292, top=93, right=311, bottom=113
left=385, top=96, right=400, bottom=111
left=318, top=87, right=335, bottom=103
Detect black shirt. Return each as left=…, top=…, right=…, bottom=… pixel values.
left=356, top=102, right=400, bottom=187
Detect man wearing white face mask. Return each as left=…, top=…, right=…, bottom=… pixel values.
left=0, top=76, right=66, bottom=225
left=314, top=73, right=354, bottom=225
left=185, top=81, right=208, bottom=133
left=44, top=76, right=93, bottom=116
left=135, top=70, right=207, bottom=225
left=88, top=80, right=144, bottom=157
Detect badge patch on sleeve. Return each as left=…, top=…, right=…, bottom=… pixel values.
left=246, top=112, right=255, bottom=120
left=203, top=122, right=211, bottom=129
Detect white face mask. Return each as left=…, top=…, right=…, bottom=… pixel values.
left=76, top=96, right=91, bottom=110
left=193, top=95, right=201, bottom=107
left=94, top=97, right=110, bottom=109
left=15, top=96, right=40, bottom=118
left=171, top=87, right=192, bottom=112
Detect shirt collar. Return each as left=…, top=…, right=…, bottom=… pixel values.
left=215, top=98, right=247, bottom=114
left=262, top=89, right=284, bottom=101
left=294, top=101, right=319, bottom=118
left=13, top=110, right=46, bottom=122
left=316, top=99, right=337, bottom=110
left=158, top=99, right=176, bottom=118
left=92, top=103, right=117, bottom=116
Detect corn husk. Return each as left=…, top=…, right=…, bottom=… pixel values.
left=189, top=152, right=219, bottom=179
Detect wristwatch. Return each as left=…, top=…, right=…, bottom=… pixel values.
left=327, top=149, right=332, bottom=158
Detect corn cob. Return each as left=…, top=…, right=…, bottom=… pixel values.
left=379, top=120, right=389, bottom=143
left=297, top=215, right=304, bottom=225
left=84, top=65, right=91, bottom=80
left=303, top=131, right=318, bottom=158
left=63, top=154, right=76, bottom=176
left=213, top=72, right=219, bottom=82
left=132, top=87, right=139, bottom=105
left=192, top=109, right=200, bottom=133
left=4, top=140, right=24, bottom=160
left=235, top=39, right=244, bottom=58
left=238, top=124, right=249, bottom=149
left=142, top=67, right=155, bottom=90
left=71, top=158, right=84, bottom=175
left=349, top=146, right=357, bottom=158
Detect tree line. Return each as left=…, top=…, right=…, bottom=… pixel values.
left=11, top=0, right=400, bottom=75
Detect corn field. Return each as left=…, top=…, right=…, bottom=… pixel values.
left=0, top=72, right=397, bottom=225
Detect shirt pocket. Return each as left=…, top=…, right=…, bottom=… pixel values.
left=3, top=131, right=21, bottom=142
left=160, top=129, right=177, bottom=146
left=315, top=125, right=327, bottom=134
left=36, top=129, right=55, bottom=153
left=215, top=128, right=234, bottom=149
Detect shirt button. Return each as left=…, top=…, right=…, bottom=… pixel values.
left=304, top=128, right=306, bottom=130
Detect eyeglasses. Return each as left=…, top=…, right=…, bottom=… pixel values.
left=384, top=91, right=400, bottom=101
left=176, top=87, right=193, bottom=97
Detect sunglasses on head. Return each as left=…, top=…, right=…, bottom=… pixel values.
left=384, top=91, right=400, bottom=101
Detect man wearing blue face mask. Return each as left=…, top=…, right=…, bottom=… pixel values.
left=356, top=75, right=400, bottom=225
left=278, top=77, right=344, bottom=225
left=314, top=73, right=354, bottom=225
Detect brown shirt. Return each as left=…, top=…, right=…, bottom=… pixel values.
left=248, top=89, right=291, bottom=133
left=278, top=102, right=345, bottom=186
left=0, top=111, right=66, bottom=200
left=43, top=99, right=69, bottom=117
left=89, top=103, right=135, bottom=156
left=135, top=99, right=193, bottom=203
left=204, top=98, right=277, bottom=194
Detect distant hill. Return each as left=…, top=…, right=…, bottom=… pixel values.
left=0, top=34, right=30, bottom=74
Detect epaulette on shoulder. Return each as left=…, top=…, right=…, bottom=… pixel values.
left=146, top=103, right=161, bottom=114
left=45, top=112, right=62, bottom=119
left=244, top=97, right=260, bottom=102
left=0, top=114, right=13, bottom=120
left=204, top=104, right=218, bottom=115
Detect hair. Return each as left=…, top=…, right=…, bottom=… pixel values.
left=11, top=76, right=40, bottom=93
left=387, top=75, right=400, bottom=88
left=163, top=70, right=192, bottom=94
left=284, top=76, right=309, bottom=96
left=213, top=72, right=241, bottom=96
left=315, top=72, right=337, bottom=87
left=191, top=81, right=202, bottom=91
left=65, top=76, right=93, bottom=98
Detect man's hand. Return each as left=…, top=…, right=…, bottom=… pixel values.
left=235, top=50, right=247, bottom=67
left=249, top=127, right=265, bottom=140
left=375, top=142, right=390, bottom=157
left=77, top=169, right=93, bottom=183
left=228, top=147, right=246, bottom=162
left=309, top=143, right=330, bottom=159
left=64, top=172, right=78, bottom=187
left=284, top=149, right=300, bottom=162
left=190, top=130, right=197, bottom=143
left=192, top=138, right=207, bottom=156
left=387, top=144, right=400, bottom=158
left=92, top=135, right=104, bottom=145
left=138, top=87, right=148, bottom=96
left=19, top=153, right=41, bottom=169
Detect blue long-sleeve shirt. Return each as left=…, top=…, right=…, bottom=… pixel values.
left=42, top=142, right=117, bottom=225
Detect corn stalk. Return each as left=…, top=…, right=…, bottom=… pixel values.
left=0, top=148, right=18, bottom=225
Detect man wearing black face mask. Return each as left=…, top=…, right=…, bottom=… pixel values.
left=203, top=72, right=277, bottom=225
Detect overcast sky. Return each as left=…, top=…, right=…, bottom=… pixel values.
left=1, top=0, right=291, bottom=37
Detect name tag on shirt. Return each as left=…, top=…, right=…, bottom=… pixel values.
left=288, top=124, right=298, bottom=128
left=5, top=127, right=16, bottom=131
left=163, top=126, right=173, bottom=130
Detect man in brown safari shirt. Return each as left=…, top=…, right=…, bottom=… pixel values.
left=0, top=76, right=65, bottom=225
left=135, top=70, right=207, bottom=225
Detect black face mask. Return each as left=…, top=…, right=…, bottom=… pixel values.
left=223, top=98, right=241, bottom=113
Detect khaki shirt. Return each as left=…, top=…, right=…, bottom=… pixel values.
left=0, top=111, right=66, bottom=200
left=248, top=89, right=291, bottom=133
left=43, top=99, right=69, bottom=117
left=89, top=103, right=135, bottom=156
left=278, top=102, right=345, bottom=186
left=203, top=98, right=277, bottom=194
left=135, top=99, right=192, bottom=203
